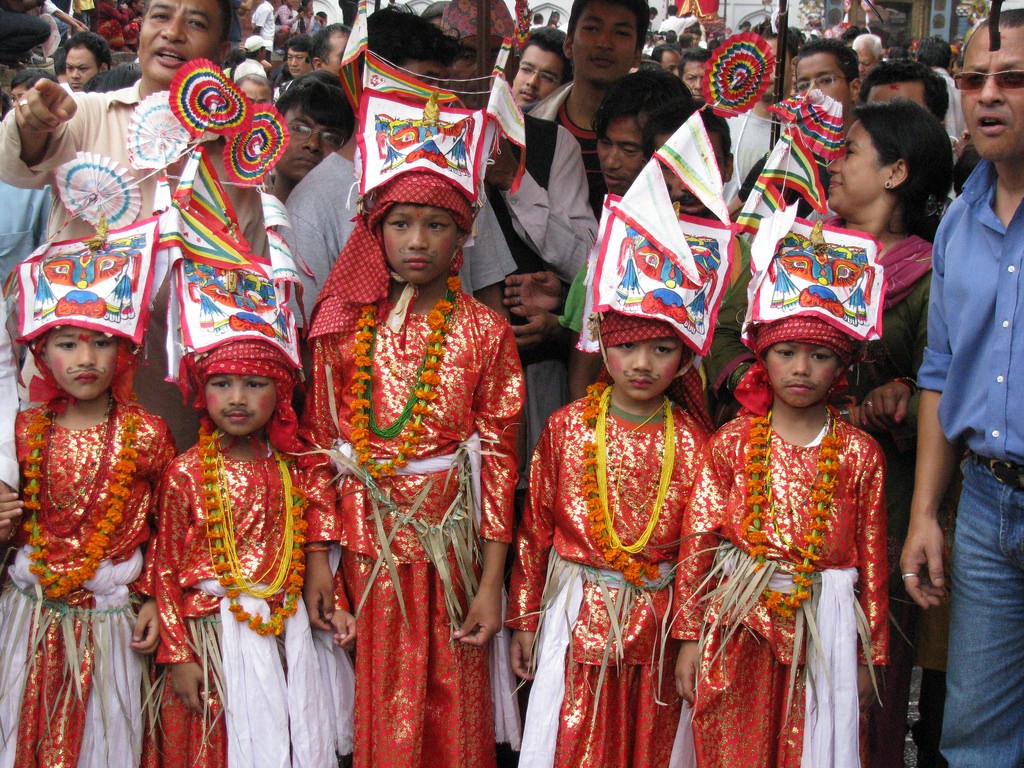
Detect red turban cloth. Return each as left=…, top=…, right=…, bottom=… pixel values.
left=310, top=172, right=475, bottom=338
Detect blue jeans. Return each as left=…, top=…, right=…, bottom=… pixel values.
left=941, top=458, right=1024, bottom=767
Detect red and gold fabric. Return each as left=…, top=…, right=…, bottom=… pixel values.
left=673, top=414, right=889, bottom=767
left=507, top=398, right=708, bottom=764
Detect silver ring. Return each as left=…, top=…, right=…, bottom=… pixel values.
left=901, top=572, right=918, bottom=580
left=864, top=399, right=873, bottom=408
left=516, top=296, right=522, bottom=306
left=17, top=98, right=29, bottom=108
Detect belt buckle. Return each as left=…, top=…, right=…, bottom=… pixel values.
left=988, top=459, right=1024, bottom=490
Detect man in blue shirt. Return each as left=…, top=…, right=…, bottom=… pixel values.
left=902, top=9, right=1024, bottom=765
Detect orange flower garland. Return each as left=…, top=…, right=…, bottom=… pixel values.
left=580, top=383, right=662, bottom=588
left=23, top=406, right=141, bottom=599
left=742, top=411, right=841, bottom=618
left=349, top=276, right=460, bottom=480
left=199, top=427, right=307, bottom=637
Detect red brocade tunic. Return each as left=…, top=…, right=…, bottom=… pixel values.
left=508, top=398, right=708, bottom=766
left=4, top=404, right=174, bottom=768
left=148, top=447, right=317, bottom=767
left=673, top=414, right=889, bottom=768
left=302, top=295, right=524, bottom=768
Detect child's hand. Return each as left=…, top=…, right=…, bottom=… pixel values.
left=170, top=662, right=205, bottom=715
left=302, top=549, right=335, bottom=632
left=329, top=609, right=356, bottom=650
left=857, top=664, right=875, bottom=711
left=675, top=641, right=700, bottom=703
left=130, top=598, right=160, bottom=653
left=510, top=630, right=536, bottom=680
left=453, top=582, right=502, bottom=647
left=0, top=487, right=24, bottom=544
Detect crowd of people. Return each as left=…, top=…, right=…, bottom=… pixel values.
left=0, top=0, right=1021, bottom=766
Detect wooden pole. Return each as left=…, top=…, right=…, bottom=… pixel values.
left=770, top=0, right=790, bottom=145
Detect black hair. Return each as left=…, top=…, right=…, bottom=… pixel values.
left=915, top=36, right=952, bottom=69
left=310, top=23, right=349, bottom=63
left=287, top=33, right=312, bottom=54
left=972, top=9, right=1024, bottom=52
left=887, top=46, right=911, bottom=60
left=567, top=0, right=650, bottom=52
left=367, top=7, right=459, bottom=67
left=840, top=25, right=864, bottom=43
left=851, top=100, right=953, bottom=242
left=593, top=68, right=692, bottom=138
left=221, top=47, right=247, bottom=70
left=80, top=62, right=142, bottom=92
left=859, top=59, right=948, bottom=121
left=522, top=27, right=572, bottom=83
left=953, top=143, right=981, bottom=196
left=10, top=68, right=58, bottom=92
left=681, top=47, right=710, bottom=65
left=641, top=99, right=731, bottom=157
left=143, top=0, right=233, bottom=43
left=797, top=37, right=860, bottom=82
left=65, top=31, right=113, bottom=69
left=53, top=47, right=67, bottom=76
left=651, top=43, right=681, bottom=64
left=275, top=71, right=355, bottom=141
left=752, top=18, right=804, bottom=56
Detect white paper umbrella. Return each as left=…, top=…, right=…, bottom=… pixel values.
left=128, top=91, right=192, bottom=170
left=55, top=151, right=141, bottom=228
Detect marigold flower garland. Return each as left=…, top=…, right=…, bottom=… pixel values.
left=349, top=276, right=460, bottom=479
left=742, top=411, right=841, bottom=618
left=23, top=406, right=140, bottom=599
left=580, top=383, right=671, bottom=588
left=199, top=427, right=307, bottom=637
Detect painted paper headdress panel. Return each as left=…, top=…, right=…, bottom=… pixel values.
left=15, top=216, right=159, bottom=344
left=744, top=206, right=885, bottom=344
left=356, top=89, right=487, bottom=202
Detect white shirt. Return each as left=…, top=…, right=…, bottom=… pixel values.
left=251, top=0, right=274, bottom=44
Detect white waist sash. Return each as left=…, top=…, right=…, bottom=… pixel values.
left=0, top=546, right=145, bottom=768
left=195, top=579, right=333, bottom=768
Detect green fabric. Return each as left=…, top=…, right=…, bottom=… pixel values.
left=559, top=263, right=589, bottom=333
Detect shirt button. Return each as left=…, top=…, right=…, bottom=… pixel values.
left=1004, top=320, right=1011, bottom=328
left=998, top=375, right=1005, bottom=383
left=1010, top=266, right=1017, bottom=273
left=993, top=430, right=1001, bottom=438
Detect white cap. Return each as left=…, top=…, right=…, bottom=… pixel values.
left=244, top=35, right=271, bottom=52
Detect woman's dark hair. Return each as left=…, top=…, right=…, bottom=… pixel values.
left=852, top=99, right=953, bottom=242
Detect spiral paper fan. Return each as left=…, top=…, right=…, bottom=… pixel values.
left=128, top=91, right=193, bottom=169
left=170, top=59, right=252, bottom=138
left=769, top=89, right=846, bottom=162
left=55, top=152, right=141, bottom=228
left=705, top=33, right=776, bottom=117
left=224, top=106, right=290, bottom=186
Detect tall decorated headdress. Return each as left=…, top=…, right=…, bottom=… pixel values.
left=580, top=110, right=736, bottom=359
left=742, top=205, right=885, bottom=347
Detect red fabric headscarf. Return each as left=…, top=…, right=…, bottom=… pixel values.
left=187, top=339, right=303, bottom=454
left=735, top=316, right=862, bottom=416
left=309, top=172, right=475, bottom=338
left=29, top=332, right=139, bottom=414
left=599, top=311, right=713, bottom=433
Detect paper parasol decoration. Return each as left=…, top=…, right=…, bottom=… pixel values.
left=55, top=152, right=142, bottom=228
left=170, top=59, right=252, bottom=138
left=223, top=106, right=290, bottom=186
left=704, top=33, right=776, bottom=117
left=769, top=89, right=845, bottom=162
left=128, top=91, right=193, bottom=170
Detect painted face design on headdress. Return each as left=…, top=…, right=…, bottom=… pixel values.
left=183, top=261, right=292, bottom=344
left=615, top=225, right=725, bottom=336
left=34, top=231, right=146, bottom=325
left=374, top=99, right=475, bottom=178
left=770, top=222, right=876, bottom=327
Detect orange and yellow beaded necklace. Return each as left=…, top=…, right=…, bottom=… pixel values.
left=580, top=383, right=675, bottom=588
left=22, top=404, right=141, bottom=599
left=348, top=276, right=460, bottom=479
left=742, top=410, right=841, bottom=618
left=198, top=426, right=307, bottom=637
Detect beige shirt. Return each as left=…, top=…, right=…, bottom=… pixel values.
left=0, top=83, right=269, bottom=450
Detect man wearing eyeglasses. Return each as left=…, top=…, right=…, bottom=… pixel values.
left=512, top=27, right=571, bottom=109
left=792, top=37, right=861, bottom=133
left=267, top=73, right=352, bottom=205
left=902, top=10, right=1024, bottom=767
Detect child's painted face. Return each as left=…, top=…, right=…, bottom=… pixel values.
left=605, top=336, right=684, bottom=415
left=204, top=374, right=277, bottom=439
left=763, top=341, right=844, bottom=410
left=382, top=204, right=468, bottom=293
left=42, top=328, right=118, bottom=405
